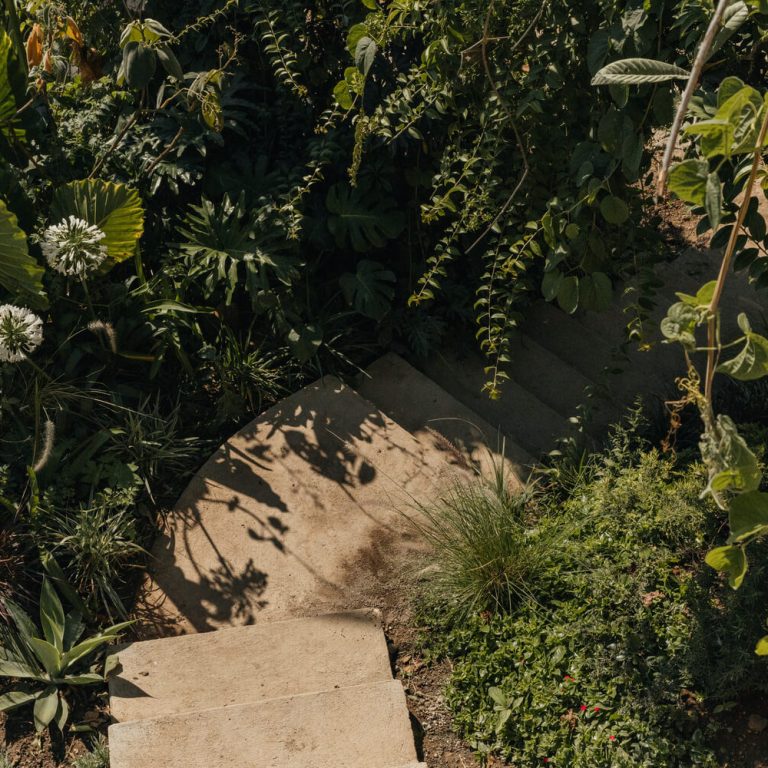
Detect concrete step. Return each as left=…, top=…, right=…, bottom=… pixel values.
left=357, top=352, right=531, bottom=484
left=522, top=300, right=617, bottom=381
left=419, top=346, right=572, bottom=458
left=504, top=331, right=608, bottom=425
left=141, top=377, right=459, bottom=634
left=108, top=680, right=418, bottom=768
left=109, top=609, right=391, bottom=723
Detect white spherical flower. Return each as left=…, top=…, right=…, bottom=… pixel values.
left=0, top=304, right=43, bottom=363
left=41, top=215, right=108, bottom=277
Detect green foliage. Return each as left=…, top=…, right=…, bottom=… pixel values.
left=325, top=184, right=405, bottom=252
left=0, top=199, right=46, bottom=307
left=419, top=445, right=768, bottom=766
left=0, top=579, right=131, bottom=733
left=71, top=736, right=109, bottom=768
left=50, top=179, right=145, bottom=267
left=412, top=459, right=563, bottom=618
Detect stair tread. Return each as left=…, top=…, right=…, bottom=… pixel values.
left=358, top=352, right=531, bottom=483
left=108, top=680, right=418, bottom=768
left=109, top=609, right=391, bottom=723
left=419, top=346, right=572, bottom=457
left=140, top=377, right=459, bottom=634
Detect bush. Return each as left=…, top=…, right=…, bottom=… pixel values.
left=418, top=439, right=768, bottom=766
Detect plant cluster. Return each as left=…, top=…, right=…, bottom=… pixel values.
left=418, top=433, right=768, bottom=766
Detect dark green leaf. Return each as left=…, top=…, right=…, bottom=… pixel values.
left=557, top=276, right=579, bottom=314
left=599, top=195, right=629, bottom=225
left=340, top=260, right=395, bottom=321
left=705, top=172, right=722, bottom=230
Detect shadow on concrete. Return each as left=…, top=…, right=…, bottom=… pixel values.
left=136, top=378, right=432, bottom=636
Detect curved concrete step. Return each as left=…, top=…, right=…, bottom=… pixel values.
left=357, top=352, right=531, bottom=484
left=419, top=346, right=572, bottom=457
left=109, top=609, right=391, bottom=722
left=108, top=680, right=418, bottom=768
left=141, top=377, right=457, bottom=634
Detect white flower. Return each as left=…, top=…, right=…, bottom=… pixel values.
left=40, top=215, right=108, bottom=277
left=0, top=304, right=43, bottom=363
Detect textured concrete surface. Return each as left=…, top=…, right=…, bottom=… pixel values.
left=108, top=680, right=418, bottom=768
left=140, top=377, right=454, bottom=634
left=109, top=609, right=391, bottom=722
left=358, top=352, right=531, bottom=484
left=420, top=345, right=572, bottom=457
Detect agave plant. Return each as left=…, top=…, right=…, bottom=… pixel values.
left=0, top=578, right=132, bottom=732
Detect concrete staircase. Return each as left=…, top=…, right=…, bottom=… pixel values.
left=106, top=246, right=767, bottom=767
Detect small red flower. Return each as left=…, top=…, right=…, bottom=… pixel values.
left=580, top=705, right=587, bottom=712
left=543, top=759, right=549, bottom=764
left=593, top=706, right=600, bottom=712
left=609, top=735, right=616, bottom=742
left=563, top=675, right=574, bottom=682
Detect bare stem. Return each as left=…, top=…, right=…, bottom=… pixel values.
left=703, top=108, right=768, bottom=409
left=657, top=0, right=730, bottom=197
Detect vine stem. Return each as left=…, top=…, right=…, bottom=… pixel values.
left=703, top=107, right=768, bottom=410
left=657, top=0, right=730, bottom=197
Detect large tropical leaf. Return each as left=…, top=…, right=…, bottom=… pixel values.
left=0, top=199, right=46, bottom=307
left=0, top=29, right=26, bottom=149
left=50, top=179, right=144, bottom=266
left=592, top=58, right=689, bottom=85
left=340, top=259, right=396, bottom=320
left=326, top=184, right=405, bottom=252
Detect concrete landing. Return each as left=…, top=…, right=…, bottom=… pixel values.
left=358, top=352, right=531, bottom=484
left=140, top=377, right=455, bottom=634
left=109, top=609, right=391, bottom=722
left=108, top=680, right=418, bottom=768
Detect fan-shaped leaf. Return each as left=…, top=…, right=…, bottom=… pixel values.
left=50, top=179, right=144, bottom=267
left=592, top=58, right=689, bottom=85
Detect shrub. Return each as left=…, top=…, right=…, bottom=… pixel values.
left=419, top=442, right=768, bottom=766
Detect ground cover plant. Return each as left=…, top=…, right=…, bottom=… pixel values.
left=417, top=420, right=768, bottom=766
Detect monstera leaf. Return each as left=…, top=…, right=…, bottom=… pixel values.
left=340, top=259, right=396, bottom=320
left=0, top=29, right=27, bottom=150
left=0, top=200, right=46, bottom=308
left=326, top=184, right=405, bottom=253
left=50, top=180, right=144, bottom=266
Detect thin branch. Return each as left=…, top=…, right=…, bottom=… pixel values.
left=88, top=110, right=140, bottom=179
left=144, top=126, right=185, bottom=176
left=656, top=0, right=731, bottom=197
left=703, top=108, right=768, bottom=407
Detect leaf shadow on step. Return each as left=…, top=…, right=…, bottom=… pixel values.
left=139, top=378, right=436, bottom=635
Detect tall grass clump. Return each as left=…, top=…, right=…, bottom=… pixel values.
left=412, top=456, right=562, bottom=617
left=72, top=736, right=109, bottom=768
